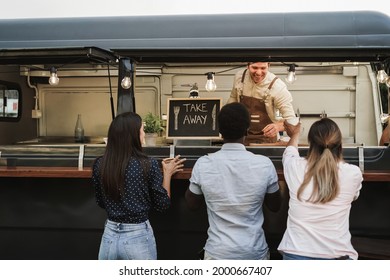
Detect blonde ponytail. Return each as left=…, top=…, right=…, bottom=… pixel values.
left=297, top=118, right=342, bottom=203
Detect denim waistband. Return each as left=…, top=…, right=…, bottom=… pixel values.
left=105, top=219, right=151, bottom=231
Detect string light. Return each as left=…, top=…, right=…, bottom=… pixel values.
left=285, top=64, right=297, bottom=84
left=120, top=58, right=133, bottom=89
left=376, top=62, right=389, bottom=84
left=205, top=72, right=217, bottom=92
left=121, top=75, right=132, bottom=89
left=48, top=67, right=59, bottom=86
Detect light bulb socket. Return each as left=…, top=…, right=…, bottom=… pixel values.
left=288, top=64, right=296, bottom=72
left=376, top=62, right=384, bottom=71
left=189, top=83, right=199, bottom=97
left=206, top=72, right=215, bottom=80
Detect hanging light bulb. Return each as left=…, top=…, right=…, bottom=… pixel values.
left=205, top=72, right=217, bottom=92
left=120, top=58, right=133, bottom=89
left=121, top=74, right=132, bottom=89
left=285, top=64, right=297, bottom=84
left=376, top=63, right=388, bottom=83
left=380, top=113, right=390, bottom=123
left=377, top=70, right=388, bottom=84
left=48, top=67, right=59, bottom=86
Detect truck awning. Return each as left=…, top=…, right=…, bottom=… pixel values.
left=1, top=11, right=390, bottom=64
left=0, top=47, right=117, bottom=65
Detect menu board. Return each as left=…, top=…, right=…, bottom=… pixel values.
left=166, top=98, right=222, bottom=139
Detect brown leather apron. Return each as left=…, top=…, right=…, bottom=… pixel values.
left=239, top=70, right=278, bottom=145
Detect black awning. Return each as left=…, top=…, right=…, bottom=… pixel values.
left=0, top=47, right=117, bottom=65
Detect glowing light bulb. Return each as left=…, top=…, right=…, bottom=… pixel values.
left=205, top=72, right=217, bottom=92
left=121, top=76, right=132, bottom=89
left=285, top=71, right=296, bottom=84
left=377, top=70, right=388, bottom=83
left=48, top=67, right=59, bottom=86
left=380, top=113, right=390, bottom=123
left=285, top=64, right=297, bottom=84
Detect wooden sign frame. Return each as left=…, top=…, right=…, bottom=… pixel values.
left=166, top=98, right=222, bottom=139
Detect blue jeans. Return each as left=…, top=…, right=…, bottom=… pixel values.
left=204, top=250, right=270, bottom=260
left=283, top=252, right=351, bottom=260
left=98, top=219, right=157, bottom=260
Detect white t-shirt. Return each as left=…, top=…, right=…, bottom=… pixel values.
left=278, top=146, right=363, bottom=259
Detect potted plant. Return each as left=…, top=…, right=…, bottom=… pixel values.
left=143, top=112, right=164, bottom=146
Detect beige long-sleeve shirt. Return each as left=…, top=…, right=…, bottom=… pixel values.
left=228, top=69, right=295, bottom=122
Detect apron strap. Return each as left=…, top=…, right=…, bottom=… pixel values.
left=268, top=77, right=278, bottom=90
left=241, top=69, right=248, bottom=83
left=238, top=69, right=248, bottom=101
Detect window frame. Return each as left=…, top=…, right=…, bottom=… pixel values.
left=0, top=80, right=22, bottom=122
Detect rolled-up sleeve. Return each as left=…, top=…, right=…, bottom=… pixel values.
left=282, top=146, right=304, bottom=187
left=189, top=160, right=204, bottom=195
left=273, top=87, right=295, bottom=119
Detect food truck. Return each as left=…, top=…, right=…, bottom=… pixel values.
left=0, top=11, right=390, bottom=259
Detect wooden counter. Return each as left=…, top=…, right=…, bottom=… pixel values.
left=0, top=166, right=92, bottom=178
left=1, top=165, right=389, bottom=260
left=1, top=166, right=390, bottom=182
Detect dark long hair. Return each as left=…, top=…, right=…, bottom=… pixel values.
left=298, top=118, right=343, bottom=203
left=100, top=112, right=150, bottom=201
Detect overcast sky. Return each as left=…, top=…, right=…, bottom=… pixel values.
left=1, top=0, right=390, bottom=19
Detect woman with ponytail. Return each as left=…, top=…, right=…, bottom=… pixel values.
left=278, top=118, right=363, bottom=260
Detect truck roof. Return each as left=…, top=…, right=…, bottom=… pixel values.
left=1, top=11, right=390, bottom=64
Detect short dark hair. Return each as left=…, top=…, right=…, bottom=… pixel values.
left=218, top=102, right=250, bottom=140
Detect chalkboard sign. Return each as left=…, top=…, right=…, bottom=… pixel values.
left=166, top=98, right=222, bottom=139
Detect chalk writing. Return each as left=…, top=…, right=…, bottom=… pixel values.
left=167, top=98, right=222, bottom=139
left=183, top=115, right=207, bottom=125
left=182, top=103, right=208, bottom=113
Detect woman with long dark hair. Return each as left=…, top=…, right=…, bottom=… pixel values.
left=92, top=112, right=185, bottom=259
left=278, top=118, right=363, bottom=260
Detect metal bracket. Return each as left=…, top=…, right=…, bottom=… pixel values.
left=358, top=145, right=364, bottom=172
left=170, top=144, right=175, bottom=158
left=78, top=145, right=85, bottom=170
